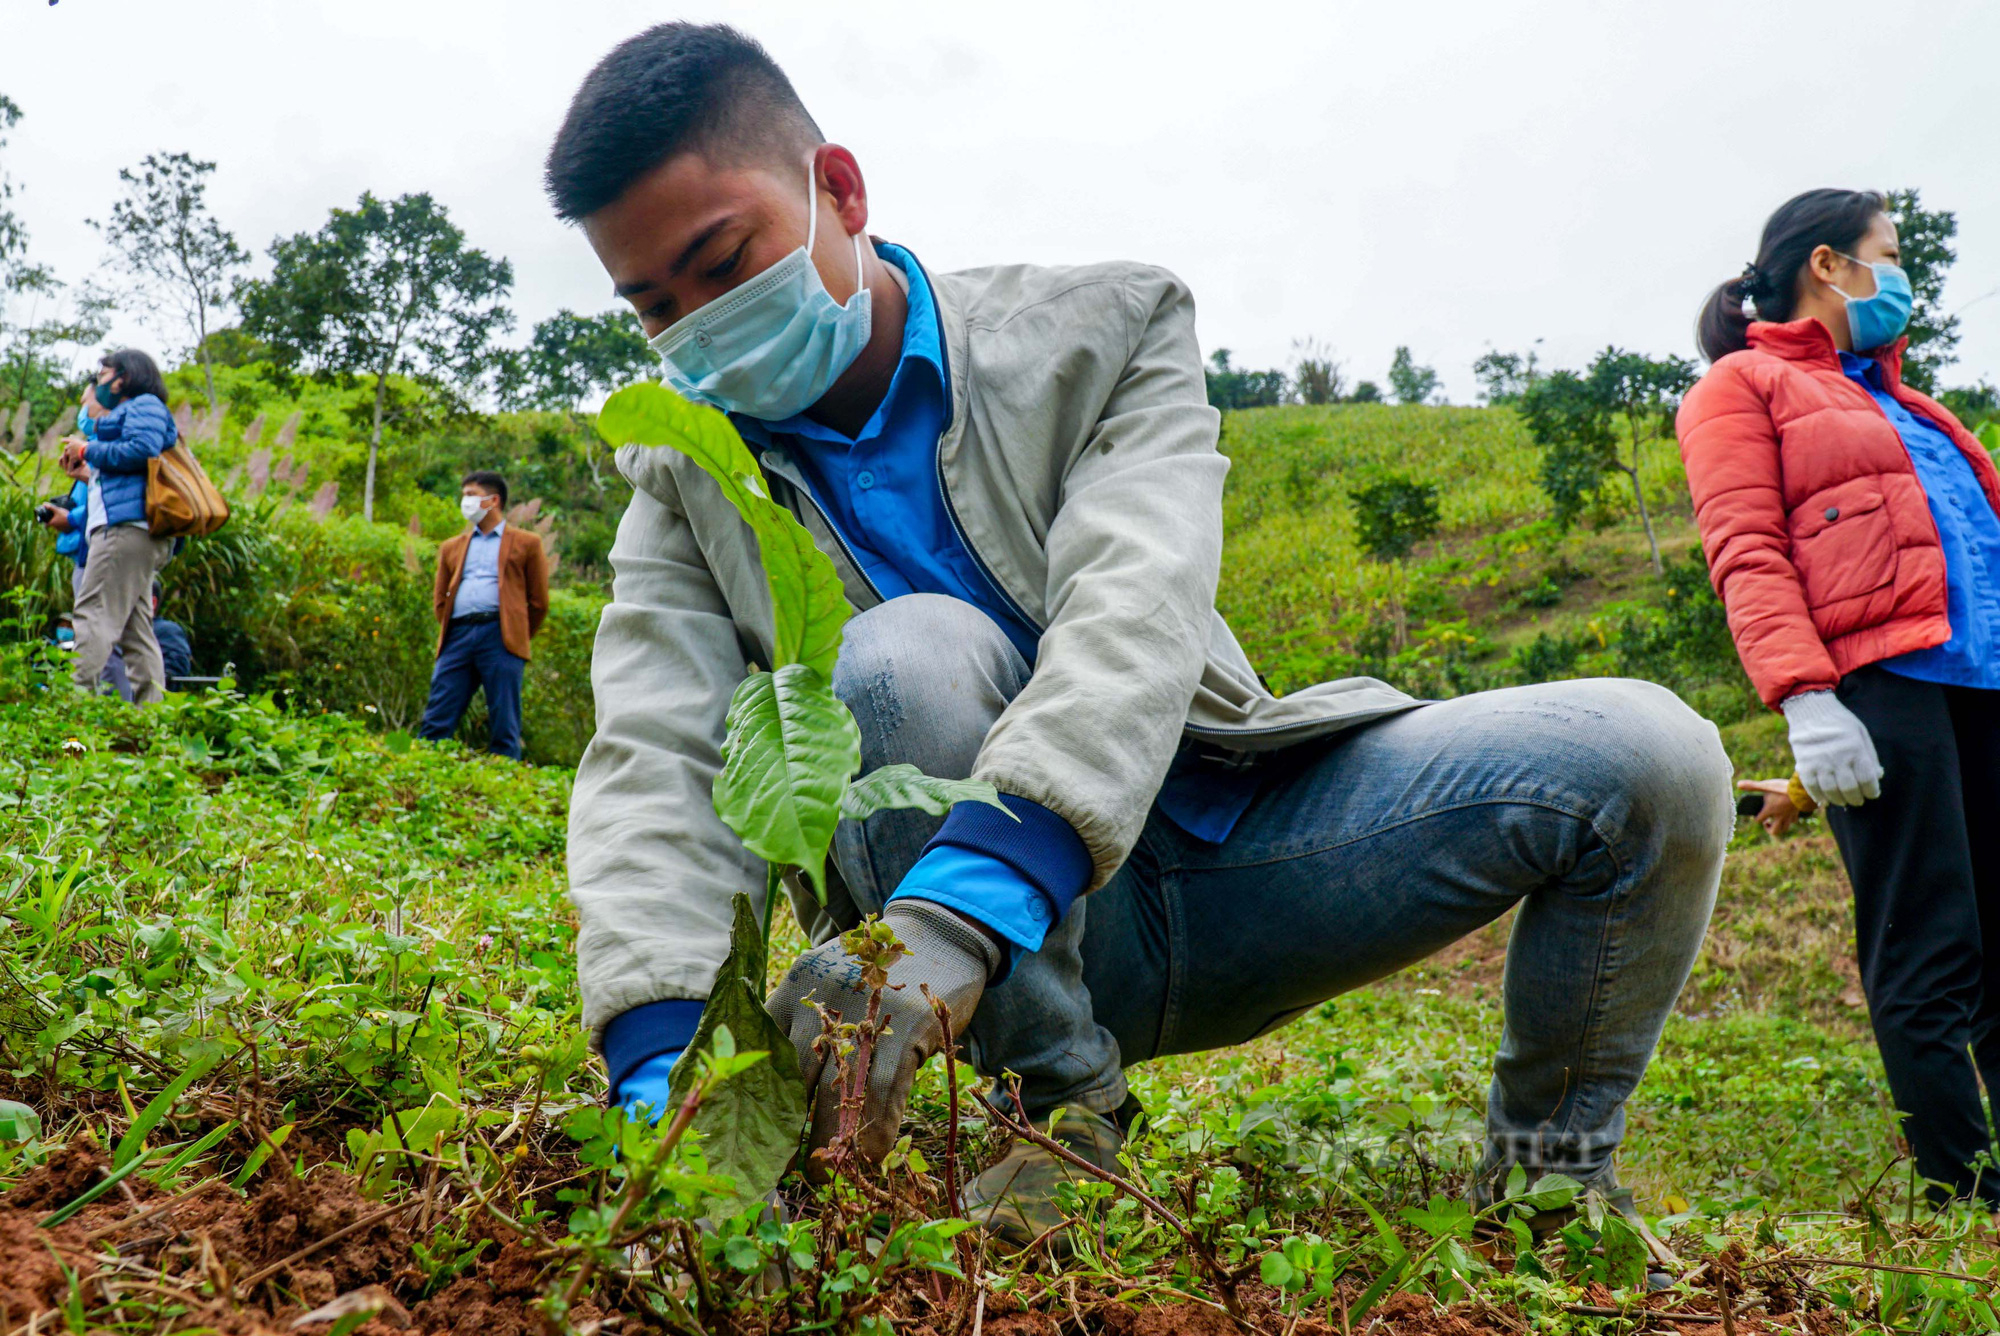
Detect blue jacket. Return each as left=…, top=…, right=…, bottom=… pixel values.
left=83, top=394, right=174, bottom=528
left=54, top=480, right=90, bottom=567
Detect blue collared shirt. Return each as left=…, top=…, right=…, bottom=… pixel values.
left=1841, top=353, right=2000, bottom=689
left=748, top=244, right=1041, bottom=662
left=451, top=520, right=506, bottom=618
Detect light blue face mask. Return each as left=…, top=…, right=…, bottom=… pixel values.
left=1830, top=254, right=1914, bottom=351
left=648, top=161, right=872, bottom=421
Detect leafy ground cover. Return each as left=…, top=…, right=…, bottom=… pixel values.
left=4, top=403, right=1999, bottom=1333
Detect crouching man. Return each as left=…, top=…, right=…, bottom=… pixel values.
left=554, top=23, right=1732, bottom=1244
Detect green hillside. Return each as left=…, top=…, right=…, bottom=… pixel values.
left=1216, top=403, right=1853, bottom=1030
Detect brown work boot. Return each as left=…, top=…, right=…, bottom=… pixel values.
left=959, top=1102, right=1130, bottom=1252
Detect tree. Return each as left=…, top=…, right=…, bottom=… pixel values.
left=1521, top=347, right=1695, bottom=574
left=1348, top=380, right=1383, bottom=403
left=0, top=92, right=109, bottom=437
left=237, top=192, right=513, bottom=520
left=89, top=153, right=246, bottom=408
left=1349, top=474, right=1441, bottom=561
left=502, top=308, right=654, bottom=411
left=1291, top=337, right=1344, bottom=406
left=1387, top=346, right=1441, bottom=405
left=1886, top=189, right=1957, bottom=393
left=1472, top=341, right=1543, bottom=405
left=1203, top=348, right=1289, bottom=411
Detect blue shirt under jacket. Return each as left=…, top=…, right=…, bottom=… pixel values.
left=451, top=521, right=506, bottom=619
left=1841, top=353, right=2000, bottom=689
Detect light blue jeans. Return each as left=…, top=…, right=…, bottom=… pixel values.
left=829, top=595, right=1733, bottom=1186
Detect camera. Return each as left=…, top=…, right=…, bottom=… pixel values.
left=34, top=496, right=69, bottom=526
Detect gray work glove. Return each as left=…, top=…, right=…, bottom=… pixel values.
left=767, top=898, right=1001, bottom=1164
left=1782, top=689, right=1883, bottom=807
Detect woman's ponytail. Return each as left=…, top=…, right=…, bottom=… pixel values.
left=1693, top=188, right=1887, bottom=364
left=1696, top=275, right=1757, bottom=363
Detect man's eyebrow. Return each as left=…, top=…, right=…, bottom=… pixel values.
left=612, top=217, right=739, bottom=300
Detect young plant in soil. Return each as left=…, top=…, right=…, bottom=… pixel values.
left=595, top=385, right=1012, bottom=1214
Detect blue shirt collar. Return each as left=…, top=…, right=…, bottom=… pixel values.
left=1839, top=350, right=1884, bottom=389
left=746, top=242, right=941, bottom=448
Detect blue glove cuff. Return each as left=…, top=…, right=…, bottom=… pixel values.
left=921, top=793, right=1090, bottom=919
left=602, top=998, right=704, bottom=1095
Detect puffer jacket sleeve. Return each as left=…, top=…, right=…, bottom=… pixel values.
left=1677, top=359, right=1838, bottom=707
left=84, top=396, right=173, bottom=473
left=566, top=469, right=765, bottom=1046
left=971, top=268, right=1227, bottom=889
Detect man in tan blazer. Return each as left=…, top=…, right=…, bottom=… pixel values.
left=418, top=470, right=550, bottom=759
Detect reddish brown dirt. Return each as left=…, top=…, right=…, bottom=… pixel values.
left=0, top=1134, right=1828, bottom=1336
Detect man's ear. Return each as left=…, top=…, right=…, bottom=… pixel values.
left=815, top=145, right=870, bottom=236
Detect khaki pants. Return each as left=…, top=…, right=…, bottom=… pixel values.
left=72, top=524, right=173, bottom=704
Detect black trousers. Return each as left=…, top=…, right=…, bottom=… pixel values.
left=1825, top=666, right=2000, bottom=1203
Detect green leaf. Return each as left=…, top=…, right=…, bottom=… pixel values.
left=1260, top=1251, right=1297, bottom=1289
left=156, top=1119, right=238, bottom=1180
left=1597, top=1212, right=1651, bottom=1289
left=839, top=764, right=1017, bottom=823
left=114, top=1058, right=215, bottom=1170
left=715, top=666, right=860, bottom=898
left=0, top=1100, right=41, bottom=1142
left=1516, top=1172, right=1583, bottom=1215
left=231, top=1122, right=295, bottom=1189
left=597, top=384, right=850, bottom=675
left=664, top=893, right=809, bottom=1217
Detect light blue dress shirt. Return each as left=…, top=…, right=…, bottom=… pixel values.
left=450, top=521, right=506, bottom=619
left=1840, top=353, right=2000, bottom=689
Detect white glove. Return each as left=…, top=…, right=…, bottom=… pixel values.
left=1781, top=690, right=1883, bottom=807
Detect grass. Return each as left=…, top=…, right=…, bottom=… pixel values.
left=2, top=403, right=1997, bottom=1333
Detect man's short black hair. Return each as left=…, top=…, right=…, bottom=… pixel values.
left=544, top=23, right=824, bottom=221
left=463, top=470, right=508, bottom=509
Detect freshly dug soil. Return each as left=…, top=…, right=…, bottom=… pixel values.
left=0, top=1134, right=1816, bottom=1336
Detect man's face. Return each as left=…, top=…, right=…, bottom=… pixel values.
left=582, top=149, right=863, bottom=340
left=462, top=484, right=497, bottom=515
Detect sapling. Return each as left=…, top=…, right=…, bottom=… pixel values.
left=596, top=384, right=1014, bottom=1208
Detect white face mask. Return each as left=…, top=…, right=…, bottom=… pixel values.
left=647, top=159, right=872, bottom=422
left=460, top=495, right=490, bottom=525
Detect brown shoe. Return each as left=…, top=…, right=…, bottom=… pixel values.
left=959, top=1103, right=1128, bottom=1252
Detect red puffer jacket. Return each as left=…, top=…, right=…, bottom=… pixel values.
left=1677, top=318, right=2000, bottom=709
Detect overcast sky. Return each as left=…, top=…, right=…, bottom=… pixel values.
left=6, top=0, right=1999, bottom=403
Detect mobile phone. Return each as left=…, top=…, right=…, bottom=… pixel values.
left=1735, top=793, right=1766, bottom=818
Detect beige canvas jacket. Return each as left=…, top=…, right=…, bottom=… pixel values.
left=568, top=255, right=1420, bottom=1043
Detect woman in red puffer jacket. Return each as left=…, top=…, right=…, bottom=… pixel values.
left=1679, top=188, right=2000, bottom=1206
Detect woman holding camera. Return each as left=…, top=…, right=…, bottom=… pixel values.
left=60, top=349, right=176, bottom=703
left=1679, top=189, right=2000, bottom=1205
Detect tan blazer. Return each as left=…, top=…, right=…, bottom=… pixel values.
left=433, top=523, right=550, bottom=661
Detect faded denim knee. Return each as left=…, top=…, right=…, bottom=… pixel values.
left=831, top=594, right=1032, bottom=779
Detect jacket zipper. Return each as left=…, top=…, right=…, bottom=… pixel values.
left=754, top=446, right=884, bottom=606
left=914, top=251, right=1045, bottom=637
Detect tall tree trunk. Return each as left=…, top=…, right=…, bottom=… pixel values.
left=196, top=301, right=216, bottom=409
left=1622, top=453, right=1663, bottom=574
left=366, top=376, right=384, bottom=528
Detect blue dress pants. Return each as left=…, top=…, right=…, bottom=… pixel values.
left=420, top=619, right=524, bottom=759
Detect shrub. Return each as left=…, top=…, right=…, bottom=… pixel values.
left=1348, top=474, right=1441, bottom=561
left=1206, top=350, right=1290, bottom=411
